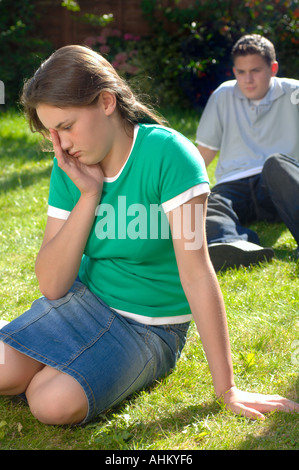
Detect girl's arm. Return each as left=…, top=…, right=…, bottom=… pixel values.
left=169, top=193, right=235, bottom=397
left=169, top=193, right=299, bottom=419
left=35, top=130, right=104, bottom=300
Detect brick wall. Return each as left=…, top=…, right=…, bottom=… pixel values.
left=34, top=0, right=150, bottom=48
left=33, top=0, right=196, bottom=48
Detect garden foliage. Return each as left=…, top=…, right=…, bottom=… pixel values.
left=138, top=0, right=299, bottom=108
left=0, top=0, right=52, bottom=107
left=80, top=0, right=299, bottom=109
left=1, top=0, right=299, bottom=110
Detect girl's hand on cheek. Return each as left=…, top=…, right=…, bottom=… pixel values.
left=49, top=129, right=104, bottom=199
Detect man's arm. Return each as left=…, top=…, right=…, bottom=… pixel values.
left=197, top=144, right=218, bottom=167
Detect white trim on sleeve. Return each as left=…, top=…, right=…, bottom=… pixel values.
left=47, top=205, right=71, bottom=220
left=162, top=183, right=210, bottom=213
left=195, top=139, right=219, bottom=151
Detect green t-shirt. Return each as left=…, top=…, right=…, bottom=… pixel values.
left=48, top=124, right=209, bottom=321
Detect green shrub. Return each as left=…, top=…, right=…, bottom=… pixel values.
left=3, top=0, right=298, bottom=110
left=84, top=0, right=299, bottom=110
left=0, top=0, right=53, bottom=108
left=137, top=0, right=299, bottom=109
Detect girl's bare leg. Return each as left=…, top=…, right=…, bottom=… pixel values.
left=0, top=343, right=44, bottom=395
left=0, top=343, right=88, bottom=425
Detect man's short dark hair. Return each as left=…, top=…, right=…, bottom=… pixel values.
left=232, top=34, right=276, bottom=66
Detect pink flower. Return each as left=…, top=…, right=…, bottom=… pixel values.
left=99, top=45, right=110, bottom=54
left=96, top=35, right=107, bottom=45
left=124, top=33, right=141, bottom=41
left=84, top=36, right=97, bottom=47
left=118, top=63, right=139, bottom=75
left=127, top=65, right=139, bottom=75
left=115, top=52, right=128, bottom=63
left=124, top=33, right=134, bottom=41
left=101, top=27, right=114, bottom=37
left=111, top=29, right=122, bottom=37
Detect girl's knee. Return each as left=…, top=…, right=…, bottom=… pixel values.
left=28, top=395, right=86, bottom=425
left=26, top=369, right=88, bottom=425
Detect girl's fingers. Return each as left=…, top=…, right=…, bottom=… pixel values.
left=232, top=403, right=265, bottom=420
left=223, top=388, right=299, bottom=419
left=49, top=128, right=57, bottom=143
left=49, top=129, right=62, bottom=154
left=49, top=129, right=69, bottom=168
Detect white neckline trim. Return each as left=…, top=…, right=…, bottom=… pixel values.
left=250, top=99, right=263, bottom=106
left=104, top=125, right=139, bottom=183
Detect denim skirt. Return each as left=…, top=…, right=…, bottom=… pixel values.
left=0, top=280, right=190, bottom=423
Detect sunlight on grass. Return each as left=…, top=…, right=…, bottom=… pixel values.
left=0, top=109, right=298, bottom=450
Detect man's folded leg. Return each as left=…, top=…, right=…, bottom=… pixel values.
left=208, top=240, right=274, bottom=272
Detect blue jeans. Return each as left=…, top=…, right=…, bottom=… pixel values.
left=206, top=154, right=299, bottom=247
left=0, top=281, right=190, bottom=423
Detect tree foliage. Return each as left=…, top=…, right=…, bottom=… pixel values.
left=0, top=0, right=52, bottom=107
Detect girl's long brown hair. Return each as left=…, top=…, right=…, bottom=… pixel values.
left=21, top=44, right=166, bottom=136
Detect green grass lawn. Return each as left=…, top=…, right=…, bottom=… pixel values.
left=0, top=108, right=298, bottom=450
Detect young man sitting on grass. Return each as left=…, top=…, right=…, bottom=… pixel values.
left=196, top=34, right=299, bottom=272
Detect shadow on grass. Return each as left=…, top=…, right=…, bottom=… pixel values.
left=248, top=221, right=297, bottom=261
left=1, top=365, right=297, bottom=450
left=0, top=165, right=52, bottom=194
left=89, top=376, right=299, bottom=450
left=0, top=134, right=53, bottom=193
left=0, top=388, right=218, bottom=450
left=0, top=135, right=50, bottom=163
left=88, top=400, right=220, bottom=450
left=237, top=376, right=299, bottom=450
left=249, top=221, right=287, bottom=247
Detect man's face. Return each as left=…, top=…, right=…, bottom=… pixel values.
left=233, top=54, right=278, bottom=100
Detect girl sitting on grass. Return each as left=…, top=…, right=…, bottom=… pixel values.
left=0, top=45, right=298, bottom=425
